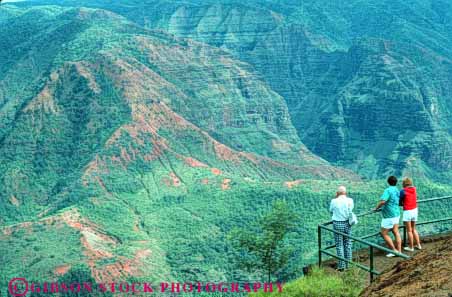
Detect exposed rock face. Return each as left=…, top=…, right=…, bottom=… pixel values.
left=34, top=0, right=452, bottom=180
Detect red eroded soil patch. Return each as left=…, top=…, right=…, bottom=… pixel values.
left=211, top=168, right=222, bottom=175
left=162, top=172, right=182, bottom=187
left=1, top=209, right=154, bottom=283
left=221, top=179, right=231, bottom=190
left=54, top=265, right=71, bottom=276
left=214, top=141, right=241, bottom=162
left=93, top=249, right=152, bottom=283
left=58, top=209, right=123, bottom=282
left=170, top=172, right=181, bottom=187
left=285, top=180, right=303, bottom=189
left=185, top=157, right=208, bottom=168
left=23, top=79, right=60, bottom=114
left=238, top=152, right=259, bottom=165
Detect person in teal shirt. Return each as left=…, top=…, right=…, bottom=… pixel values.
left=375, top=176, right=401, bottom=257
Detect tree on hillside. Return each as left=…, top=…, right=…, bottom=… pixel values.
left=228, top=200, right=299, bottom=282
left=57, top=264, right=112, bottom=297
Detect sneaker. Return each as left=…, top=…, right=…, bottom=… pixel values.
left=386, top=253, right=396, bottom=258
left=416, top=245, right=422, bottom=250
left=404, top=247, right=415, bottom=252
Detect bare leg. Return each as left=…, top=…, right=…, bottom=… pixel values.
left=381, top=228, right=396, bottom=251
left=412, top=221, right=421, bottom=248
left=405, top=221, right=414, bottom=249
left=392, top=224, right=402, bottom=253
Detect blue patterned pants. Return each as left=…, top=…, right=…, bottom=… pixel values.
left=333, top=221, right=352, bottom=269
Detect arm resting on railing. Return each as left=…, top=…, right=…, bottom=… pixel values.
left=319, top=224, right=410, bottom=259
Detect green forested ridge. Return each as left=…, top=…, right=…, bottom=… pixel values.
left=0, top=0, right=451, bottom=292
left=24, top=0, right=452, bottom=180
left=0, top=4, right=353, bottom=285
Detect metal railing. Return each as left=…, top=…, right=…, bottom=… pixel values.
left=318, top=195, right=452, bottom=282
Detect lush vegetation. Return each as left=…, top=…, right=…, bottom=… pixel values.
left=0, top=1, right=452, bottom=295
left=1, top=177, right=450, bottom=286
left=251, top=267, right=366, bottom=297
left=229, top=200, right=299, bottom=282
left=21, top=0, right=452, bottom=182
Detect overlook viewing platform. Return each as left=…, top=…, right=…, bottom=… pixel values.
left=317, top=195, right=452, bottom=283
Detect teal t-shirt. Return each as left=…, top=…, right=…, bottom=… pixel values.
left=380, top=186, right=400, bottom=219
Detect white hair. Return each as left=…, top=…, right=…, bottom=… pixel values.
left=337, top=186, right=347, bottom=194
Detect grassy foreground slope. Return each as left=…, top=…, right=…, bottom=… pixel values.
left=252, top=268, right=366, bottom=297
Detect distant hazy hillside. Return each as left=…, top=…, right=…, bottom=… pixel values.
left=22, top=0, right=452, bottom=181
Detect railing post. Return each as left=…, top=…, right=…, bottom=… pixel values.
left=318, top=225, right=322, bottom=267
left=369, top=246, right=374, bottom=283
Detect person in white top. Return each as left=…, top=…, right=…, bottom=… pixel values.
left=329, top=186, right=354, bottom=271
